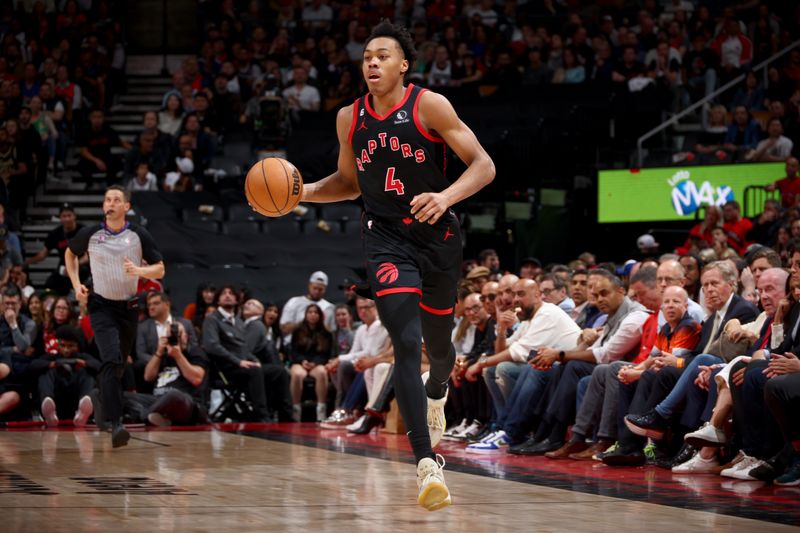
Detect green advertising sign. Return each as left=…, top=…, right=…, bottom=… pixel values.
left=598, top=162, right=785, bottom=223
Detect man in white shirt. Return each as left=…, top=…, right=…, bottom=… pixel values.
left=280, top=271, right=336, bottom=338
left=752, top=118, right=794, bottom=162
left=464, top=278, right=581, bottom=452
left=301, top=0, right=333, bottom=31
left=282, top=66, right=321, bottom=112
left=322, top=297, right=391, bottom=427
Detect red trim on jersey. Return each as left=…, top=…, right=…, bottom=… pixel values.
left=347, top=98, right=360, bottom=145
left=413, top=88, right=445, bottom=144
left=419, top=302, right=453, bottom=315
left=364, top=84, right=415, bottom=121
left=375, top=287, right=422, bottom=298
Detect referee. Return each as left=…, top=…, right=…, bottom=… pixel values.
left=65, top=185, right=165, bottom=447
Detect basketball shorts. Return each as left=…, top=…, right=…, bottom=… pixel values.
left=362, top=210, right=463, bottom=314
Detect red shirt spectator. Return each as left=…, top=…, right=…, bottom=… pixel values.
left=766, top=157, right=800, bottom=208
left=722, top=200, right=754, bottom=254
left=676, top=207, right=723, bottom=255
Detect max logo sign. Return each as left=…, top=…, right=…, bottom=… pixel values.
left=669, top=170, right=733, bottom=216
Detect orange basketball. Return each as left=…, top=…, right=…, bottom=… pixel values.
left=244, top=157, right=303, bottom=217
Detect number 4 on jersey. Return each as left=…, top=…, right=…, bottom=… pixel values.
left=384, top=167, right=405, bottom=195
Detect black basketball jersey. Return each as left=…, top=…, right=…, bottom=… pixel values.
left=349, top=84, right=448, bottom=221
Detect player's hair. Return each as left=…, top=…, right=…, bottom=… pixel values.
left=365, top=20, right=417, bottom=71
left=105, top=184, right=130, bottom=202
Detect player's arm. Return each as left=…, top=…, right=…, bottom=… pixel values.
left=300, top=105, right=361, bottom=203
left=410, top=91, right=495, bottom=224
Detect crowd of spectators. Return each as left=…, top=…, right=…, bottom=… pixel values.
left=5, top=0, right=800, bottom=492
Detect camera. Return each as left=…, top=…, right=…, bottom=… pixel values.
left=167, top=324, right=180, bottom=346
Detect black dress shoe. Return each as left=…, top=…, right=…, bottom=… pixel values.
left=602, top=449, right=646, bottom=467
left=624, top=410, right=668, bottom=440
left=750, top=448, right=792, bottom=482
left=111, top=423, right=130, bottom=448
left=668, top=443, right=697, bottom=469
left=507, top=436, right=538, bottom=455
left=510, top=438, right=563, bottom=456
left=349, top=414, right=384, bottom=435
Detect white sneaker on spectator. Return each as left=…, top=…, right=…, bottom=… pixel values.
left=672, top=452, right=719, bottom=474
left=416, top=454, right=451, bottom=511
left=684, top=422, right=727, bottom=447
left=465, top=430, right=508, bottom=453
left=320, top=409, right=354, bottom=429
left=147, top=412, right=171, bottom=427
left=73, top=396, right=93, bottom=428
left=421, top=371, right=447, bottom=448
left=346, top=415, right=366, bottom=432
left=721, top=454, right=762, bottom=480
left=41, top=397, right=58, bottom=428
left=292, top=404, right=302, bottom=422
left=458, top=421, right=485, bottom=441
left=316, top=403, right=327, bottom=422
left=442, top=418, right=469, bottom=441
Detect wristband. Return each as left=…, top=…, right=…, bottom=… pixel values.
left=676, top=358, right=685, bottom=369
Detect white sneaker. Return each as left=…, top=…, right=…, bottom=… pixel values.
left=346, top=415, right=366, bottom=432
left=421, top=371, right=447, bottom=448
left=73, top=396, right=93, bottom=428
left=684, top=422, right=727, bottom=448
left=465, top=430, right=509, bottom=453
left=147, top=412, right=171, bottom=426
left=457, top=420, right=485, bottom=441
left=316, top=403, right=327, bottom=422
left=721, top=454, right=762, bottom=480
left=41, top=397, right=58, bottom=427
left=292, top=404, right=302, bottom=422
left=416, top=455, right=451, bottom=511
left=442, top=418, right=469, bottom=441
left=672, top=452, right=720, bottom=474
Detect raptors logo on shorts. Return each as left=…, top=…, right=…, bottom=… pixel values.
left=376, top=262, right=399, bottom=284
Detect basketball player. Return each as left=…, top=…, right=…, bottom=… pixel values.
left=300, top=21, right=495, bottom=510
left=65, top=186, right=165, bottom=448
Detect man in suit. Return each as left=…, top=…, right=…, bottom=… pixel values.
left=605, top=260, right=759, bottom=466
left=242, top=298, right=292, bottom=421
left=202, top=285, right=275, bottom=423
left=135, top=291, right=198, bottom=393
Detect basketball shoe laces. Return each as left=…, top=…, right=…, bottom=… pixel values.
left=417, top=454, right=447, bottom=490
left=427, top=395, right=447, bottom=447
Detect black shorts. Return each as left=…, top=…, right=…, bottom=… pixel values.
left=362, top=211, right=462, bottom=314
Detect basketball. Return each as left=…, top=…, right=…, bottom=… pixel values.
left=244, top=157, right=304, bottom=217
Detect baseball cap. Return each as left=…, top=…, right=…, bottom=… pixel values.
left=466, top=266, right=490, bottom=280
left=176, top=156, right=194, bottom=174
left=309, top=271, right=328, bottom=286
left=616, top=259, right=637, bottom=277
left=520, top=257, right=542, bottom=267
left=59, top=202, right=75, bottom=214
left=637, top=234, right=659, bottom=249
left=338, top=277, right=358, bottom=290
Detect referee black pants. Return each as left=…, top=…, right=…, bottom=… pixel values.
left=88, top=294, right=138, bottom=424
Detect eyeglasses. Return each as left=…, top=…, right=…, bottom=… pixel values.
left=464, top=304, right=482, bottom=313
left=479, top=293, right=497, bottom=302
left=540, top=288, right=554, bottom=295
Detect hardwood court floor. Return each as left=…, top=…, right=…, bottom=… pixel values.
left=0, top=424, right=797, bottom=532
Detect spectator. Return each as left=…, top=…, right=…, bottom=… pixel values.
left=723, top=105, right=762, bottom=159
left=722, top=200, right=753, bottom=255
left=182, top=282, right=216, bottom=335
left=163, top=155, right=195, bottom=193
left=126, top=162, right=158, bottom=195
left=518, top=257, right=542, bottom=280
left=34, top=325, right=98, bottom=428
left=552, top=48, right=585, bottom=84
left=676, top=206, right=723, bottom=255
left=539, top=273, right=575, bottom=314
left=124, top=131, right=165, bottom=181
left=451, top=51, right=485, bottom=89
left=280, top=271, right=335, bottom=336
left=202, top=285, right=283, bottom=423
left=427, top=45, right=453, bottom=88
left=521, top=48, right=551, bottom=86
left=749, top=118, right=794, bottom=162
left=0, top=227, right=23, bottom=285
left=289, top=303, right=333, bottom=422
left=39, top=296, right=80, bottom=357
left=332, top=304, right=354, bottom=355
left=766, top=157, right=800, bottom=208
left=282, top=66, right=320, bottom=112
left=0, top=128, right=27, bottom=212
left=711, top=19, right=753, bottom=87
left=683, top=33, right=718, bottom=103
left=76, top=109, right=131, bottom=184
left=301, top=0, right=333, bottom=33
left=25, top=203, right=83, bottom=295
left=730, top=71, right=766, bottom=111
left=158, top=94, right=185, bottom=138
left=0, top=285, right=36, bottom=384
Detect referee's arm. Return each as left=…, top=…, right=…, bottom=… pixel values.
left=65, top=247, right=89, bottom=305
left=123, top=258, right=165, bottom=280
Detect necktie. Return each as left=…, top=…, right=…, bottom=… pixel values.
left=703, top=313, right=721, bottom=353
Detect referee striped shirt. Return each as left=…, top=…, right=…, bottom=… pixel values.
left=68, top=222, right=163, bottom=301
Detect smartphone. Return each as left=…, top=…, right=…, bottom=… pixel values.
left=526, top=349, right=538, bottom=362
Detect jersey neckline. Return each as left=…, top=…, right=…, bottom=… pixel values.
left=102, top=221, right=130, bottom=236
left=363, top=84, right=415, bottom=121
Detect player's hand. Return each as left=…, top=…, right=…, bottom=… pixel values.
left=123, top=257, right=141, bottom=277
left=410, top=192, right=449, bottom=224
